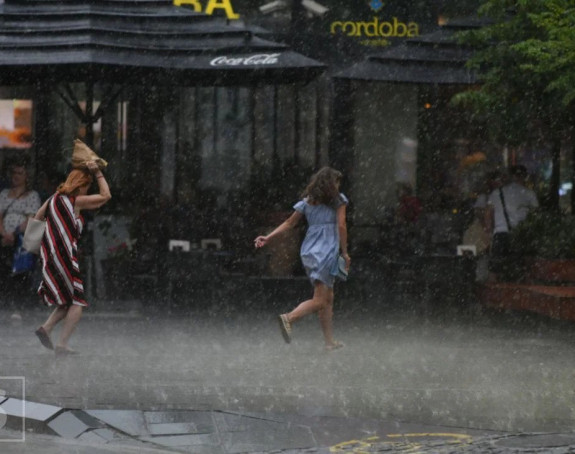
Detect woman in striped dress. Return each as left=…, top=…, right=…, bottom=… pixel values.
left=34, top=161, right=111, bottom=356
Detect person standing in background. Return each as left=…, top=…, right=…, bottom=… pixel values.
left=0, top=160, right=41, bottom=320
left=486, top=165, right=538, bottom=282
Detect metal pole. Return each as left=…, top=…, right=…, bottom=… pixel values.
left=85, top=82, right=95, bottom=148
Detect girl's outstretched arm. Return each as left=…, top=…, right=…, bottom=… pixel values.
left=254, top=211, right=303, bottom=248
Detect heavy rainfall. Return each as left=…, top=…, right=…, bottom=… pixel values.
left=1, top=0, right=575, bottom=453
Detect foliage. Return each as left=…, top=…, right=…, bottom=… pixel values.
left=513, top=0, right=575, bottom=106
left=511, top=209, right=575, bottom=258
left=453, top=0, right=571, bottom=146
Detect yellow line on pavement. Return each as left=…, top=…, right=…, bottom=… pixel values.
left=330, top=432, right=473, bottom=453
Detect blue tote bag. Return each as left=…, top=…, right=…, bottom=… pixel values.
left=12, top=233, right=37, bottom=275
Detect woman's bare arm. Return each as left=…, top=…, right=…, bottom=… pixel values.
left=254, top=211, right=303, bottom=248
left=34, top=199, right=50, bottom=221
left=75, top=167, right=111, bottom=211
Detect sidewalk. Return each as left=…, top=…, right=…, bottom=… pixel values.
left=1, top=293, right=575, bottom=452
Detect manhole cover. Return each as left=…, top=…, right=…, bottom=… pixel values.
left=496, top=434, right=575, bottom=449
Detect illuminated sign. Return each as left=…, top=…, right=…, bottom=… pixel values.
left=328, top=0, right=420, bottom=47
left=173, top=0, right=239, bottom=20
left=210, top=54, right=280, bottom=66
left=331, top=17, right=418, bottom=38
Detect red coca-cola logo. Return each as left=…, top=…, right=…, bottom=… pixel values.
left=210, top=53, right=281, bottom=66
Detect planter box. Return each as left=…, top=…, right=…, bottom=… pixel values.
left=480, top=283, right=575, bottom=321
left=526, top=258, right=575, bottom=284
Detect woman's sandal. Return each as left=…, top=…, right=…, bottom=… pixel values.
left=278, top=314, right=291, bottom=344
left=325, top=341, right=344, bottom=352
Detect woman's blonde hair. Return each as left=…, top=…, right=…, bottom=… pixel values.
left=57, top=169, right=93, bottom=196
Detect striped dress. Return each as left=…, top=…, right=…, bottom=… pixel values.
left=38, top=194, right=87, bottom=307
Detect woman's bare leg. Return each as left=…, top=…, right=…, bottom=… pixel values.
left=285, top=282, right=330, bottom=323
left=318, top=287, right=336, bottom=346
left=42, top=306, right=68, bottom=335
left=56, top=305, right=83, bottom=349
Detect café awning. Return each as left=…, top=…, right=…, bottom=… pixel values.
left=334, top=18, right=485, bottom=85
left=0, top=0, right=326, bottom=86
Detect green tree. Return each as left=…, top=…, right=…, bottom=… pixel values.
left=455, top=0, right=575, bottom=211
left=514, top=0, right=575, bottom=106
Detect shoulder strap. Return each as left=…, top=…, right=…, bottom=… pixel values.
left=2, top=199, right=16, bottom=218
left=1, top=191, right=26, bottom=218
left=498, top=188, right=512, bottom=231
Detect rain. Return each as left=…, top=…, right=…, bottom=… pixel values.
left=1, top=0, right=575, bottom=453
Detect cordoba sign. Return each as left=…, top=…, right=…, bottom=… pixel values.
left=328, top=0, right=421, bottom=48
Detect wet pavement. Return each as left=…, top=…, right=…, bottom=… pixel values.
left=1, top=290, right=575, bottom=452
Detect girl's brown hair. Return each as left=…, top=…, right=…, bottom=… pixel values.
left=57, top=169, right=93, bottom=196
left=301, top=167, right=343, bottom=206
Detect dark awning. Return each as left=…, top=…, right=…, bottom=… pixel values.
left=334, top=19, right=482, bottom=85
left=0, top=0, right=325, bottom=86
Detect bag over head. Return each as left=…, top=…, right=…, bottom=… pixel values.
left=71, top=139, right=108, bottom=170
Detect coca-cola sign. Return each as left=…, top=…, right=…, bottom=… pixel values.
left=210, top=53, right=281, bottom=67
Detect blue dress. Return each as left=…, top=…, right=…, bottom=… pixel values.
left=293, top=193, right=349, bottom=288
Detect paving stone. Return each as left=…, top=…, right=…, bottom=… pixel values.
left=74, top=427, right=128, bottom=445
left=221, top=424, right=317, bottom=453
left=47, top=411, right=92, bottom=439
left=70, top=410, right=107, bottom=429
left=76, top=429, right=109, bottom=444
left=148, top=422, right=199, bottom=435
left=86, top=409, right=149, bottom=437
left=144, top=410, right=215, bottom=433
left=214, top=412, right=297, bottom=434
left=90, top=428, right=120, bottom=441
left=1, top=399, right=61, bottom=421
left=0, top=426, right=25, bottom=441
left=496, top=434, right=575, bottom=449
left=140, top=432, right=220, bottom=447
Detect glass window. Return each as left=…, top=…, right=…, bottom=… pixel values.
left=0, top=100, right=32, bottom=149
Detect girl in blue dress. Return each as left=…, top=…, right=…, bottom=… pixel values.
left=254, top=167, right=350, bottom=351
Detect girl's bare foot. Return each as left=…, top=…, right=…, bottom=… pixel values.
left=54, top=346, right=78, bottom=356
left=325, top=341, right=344, bottom=351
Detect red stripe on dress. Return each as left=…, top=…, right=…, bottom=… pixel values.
left=47, top=204, right=75, bottom=285
left=40, top=198, right=75, bottom=305
left=45, top=221, right=74, bottom=288
left=52, top=197, right=75, bottom=255
left=39, top=231, right=67, bottom=306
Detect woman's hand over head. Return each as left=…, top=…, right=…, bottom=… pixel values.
left=86, top=161, right=99, bottom=173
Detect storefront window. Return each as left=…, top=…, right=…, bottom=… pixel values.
left=0, top=99, right=32, bottom=149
